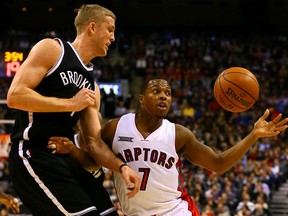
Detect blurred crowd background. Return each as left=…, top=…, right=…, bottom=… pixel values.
left=1, top=0, right=288, bottom=215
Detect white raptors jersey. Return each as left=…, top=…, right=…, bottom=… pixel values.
left=112, top=113, right=181, bottom=216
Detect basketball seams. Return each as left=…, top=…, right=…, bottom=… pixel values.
left=217, top=77, right=248, bottom=111
left=222, top=75, right=258, bottom=101
left=223, top=71, right=259, bottom=87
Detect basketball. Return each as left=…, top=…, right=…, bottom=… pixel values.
left=213, top=67, right=259, bottom=112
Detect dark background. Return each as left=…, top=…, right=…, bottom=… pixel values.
left=1, top=0, right=288, bottom=34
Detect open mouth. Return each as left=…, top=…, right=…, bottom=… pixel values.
left=157, top=103, right=167, bottom=110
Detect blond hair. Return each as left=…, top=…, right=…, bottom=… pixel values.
left=74, top=4, right=116, bottom=34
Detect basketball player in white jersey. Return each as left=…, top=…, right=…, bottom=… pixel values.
left=48, top=78, right=288, bottom=216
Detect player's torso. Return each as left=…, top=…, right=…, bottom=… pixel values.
left=112, top=113, right=181, bottom=216
left=10, top=39, right=95, bottom=148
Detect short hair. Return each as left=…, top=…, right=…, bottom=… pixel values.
left=139, top=76, right=167, bottom=94
left=74, top=4, right=116, bottom=34
left=139, top=79, right=152, bottom=95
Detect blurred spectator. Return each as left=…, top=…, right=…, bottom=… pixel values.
left=215, top=201, right=230, bottom=216
left=252, top=195, right=270, bottom=216
left=235, top=204, right=252, bottom=216
left=236, top=192, right=255, bottom=213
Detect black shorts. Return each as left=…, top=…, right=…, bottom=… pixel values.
left=8, top=140, right=118, bottom=216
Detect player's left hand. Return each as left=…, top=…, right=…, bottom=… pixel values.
left=47, top=137, right=74, bottom=154
left=253, top=109, right=288, bottom=138
left=0, top=194, right=20, bottom=214
left=120, top=165, right=141, bottom=199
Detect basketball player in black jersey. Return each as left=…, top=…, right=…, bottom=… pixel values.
left=7, top=4, right=141, bottom=216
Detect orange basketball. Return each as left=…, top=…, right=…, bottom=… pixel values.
left=213, top=67, right=259, bottom=112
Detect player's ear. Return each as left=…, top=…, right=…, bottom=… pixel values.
left=88, top=22, right=97, bottom=34
left=139, top=94, right=144, bottom=104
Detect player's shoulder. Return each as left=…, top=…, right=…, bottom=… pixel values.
left=175, top=123, right=194, bottom=137
left=26, top=38, right=62, bottom=66
left=175, top=123, right=197, bottom=153
left=102, top=117, right=120, bottom=132
left=103, top=117, right=121, bottom=129
left=101, top=117, right=121, bottom=145
left=103, top=113, right=132, bottom=131
left=33, top=38, right=62, bottom=52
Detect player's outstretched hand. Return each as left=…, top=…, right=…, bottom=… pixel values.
left=253, top=109, right=288, bottom=138
left=120, top=165, right=141, bottom=199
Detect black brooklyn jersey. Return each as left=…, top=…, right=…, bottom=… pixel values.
left=10, top=38, right=95, bottom=148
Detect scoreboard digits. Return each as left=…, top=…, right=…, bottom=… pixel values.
left=6, top=62, right=21, bottom=77
left=4, top=51, right=24, bottom=77
left=5, top=51, right=23, bottom=62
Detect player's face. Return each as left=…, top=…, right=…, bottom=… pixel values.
left=93, top=16, right=115, bottom=56
left=141, top=79, right=172, bottom=118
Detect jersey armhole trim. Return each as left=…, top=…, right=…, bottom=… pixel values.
left=46, top=38, right=65, bottom=77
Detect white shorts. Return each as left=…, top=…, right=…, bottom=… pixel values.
left=162, top=200, right=192, bottom=216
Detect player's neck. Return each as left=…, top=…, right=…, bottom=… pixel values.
left=135, top=113, right=163, bottom=134
left=71, top=38, right=92, bottom=65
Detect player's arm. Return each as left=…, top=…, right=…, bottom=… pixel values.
left=48, top=135, right=101, bottom=172
left=7, top=38, right=95, bottom=113
left=47, top=116, right=120, bottom=170
left=79, top=84, right=122, bottom=170
left=177, top=109, right=288, bottom=174
left=47, top=116, right=121, bottom=172
left=79, top=84, right=141, bottom=198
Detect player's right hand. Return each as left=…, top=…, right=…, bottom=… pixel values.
left=70, top=88, right=96, bottom=112
left=120, top=165, right=141, bottom=199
